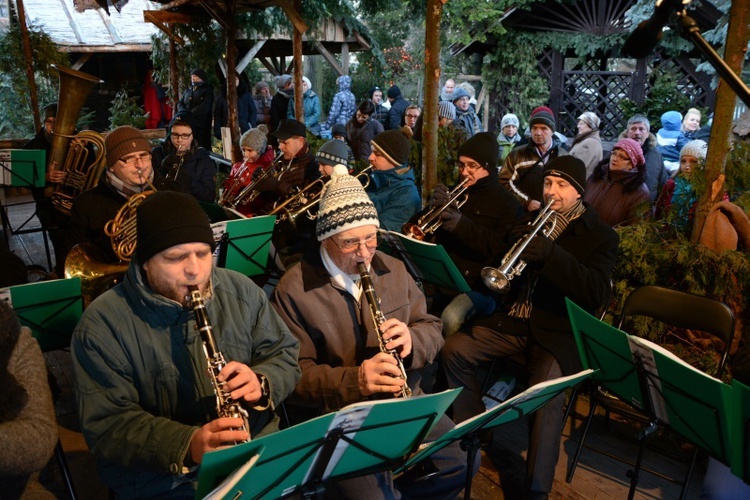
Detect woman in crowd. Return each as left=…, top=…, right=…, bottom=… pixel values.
left=151, top=114, right=217, bottom=202
left=584, top=137, right=651, bottom=227
left=287, top=76, right=321, bottom=136
left=681, top=107, right=702, bottom=140
left=568, top=111, right=603, bottom=179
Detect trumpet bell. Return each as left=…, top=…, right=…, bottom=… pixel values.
left=481, top=266, right=511, bottom=293
left=401, top=222, right=426, bottom=241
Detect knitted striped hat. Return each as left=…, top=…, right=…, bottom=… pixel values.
left=316, top=165, right=380, bottom=241
left=438, top=101, right=456, bottom=120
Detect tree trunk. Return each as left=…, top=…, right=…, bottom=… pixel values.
left=422, top=0, right=446, bottom=200
left=691, top=1, right=749, bottom=243
left=15, top=0, right=40, bottom=131
left=169, top=30, right=179, bottom=116
left=293, top=0, right=304, bottom=125
left=226, top=16, right=240, bottom=162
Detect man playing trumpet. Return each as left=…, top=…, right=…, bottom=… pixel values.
left=414, top=132, right=522, bottom=336
left=443, top=156, right=618, bottom=499
left=270, top=165, right=472, bottom=498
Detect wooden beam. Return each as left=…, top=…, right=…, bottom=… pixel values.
left=292, top=0, right=303, bottom=122
left=258, top=57, right=279, bottom=75
left=236, top=40, right=266, bottom=73
left=456, top=74, right=482, bottom=81
left=218, top=57, right=227, bottom=78
left=71, top=53, right=92, bottom=71
left=198, top=0, right=237, bottom=31
left=143, top=10, right=192, bottom=24
left=144, top=11, right=185, bottom=45
left=16, top=0, right=40, bottom=130
left=97, top=8, right=123, bottom=44
left=276, top=0, right=308, bottom=33
left=312, top=41, right=344, bottom=76
left=341, top=42, right=349, bottom=75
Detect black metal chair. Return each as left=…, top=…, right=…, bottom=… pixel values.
left=566, top=285, right=736, bottom=500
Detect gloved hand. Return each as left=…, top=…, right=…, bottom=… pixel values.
left=508, top=221, right=533, bottom=243
left=440, top=206, right=462, bottom=232
left=430, top=184, right=450, bottom=208
left=254, top=175, right=280, bottom=193
left=519, top=235, right=554, bottom=263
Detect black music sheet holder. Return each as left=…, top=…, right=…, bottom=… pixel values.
left=197, top=390, right=459, bottom=500
left=396, top=370, right=592, bottom=500
left=211, top=215, right=276, bottom=277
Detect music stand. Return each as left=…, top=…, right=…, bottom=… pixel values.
left=4, top=277, right=83, bottom=351
left=197, top=389, right=459, bottom=500
left=730, top=379, right=750, bottom=483
left=379, top=230, right=470, bottom=292
left=211, top=216, right=276, bottom=277
left=567, top=299, right=734, bottom=499
left=0, top=149, right=52, bottom=269
left=396, top=370, right=593, bottom=499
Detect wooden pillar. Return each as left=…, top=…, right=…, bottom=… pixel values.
left=422, top=0, right=446, bottom=198
left=169, top=27, right=179, bottom=116
left=293, top=0, right=304, bottom=124
left=226, top=20, right=240, bottom=162
left=16, top=0, right=40, bottom=131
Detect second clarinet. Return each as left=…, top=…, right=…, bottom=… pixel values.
left=188, top=285, right=251, bottom=443
left=357, top=262, right=412, bottom=398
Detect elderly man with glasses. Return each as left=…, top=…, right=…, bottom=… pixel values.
left=270, top=165, right=473, bottom=499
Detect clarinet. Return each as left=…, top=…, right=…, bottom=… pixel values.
left=188, top=285, right=251, bottom=443
left=357, top=263, right=412, bottom=398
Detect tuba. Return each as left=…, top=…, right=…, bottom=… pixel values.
left=402, top=178, right=469, bottom=241
left=47, top=65, right=106, bottom=215
left=64, top=243, right=128, bottom=309
left=481, top=198, right=557, bottom=293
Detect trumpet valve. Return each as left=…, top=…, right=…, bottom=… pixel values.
left=401, top=222, right=425, bottom=241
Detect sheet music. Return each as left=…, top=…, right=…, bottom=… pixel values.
left=203, top=453, right=260, bottom=500
left=210, top=221, right=228, bottom=266
left=0, top=150, right=11, bottom=185
left=628, top=336, right=669, bottom=422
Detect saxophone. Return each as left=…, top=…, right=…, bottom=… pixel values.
left=188, top=285, right=251, bottom=443
left=357, top=263, right=412, bottom=398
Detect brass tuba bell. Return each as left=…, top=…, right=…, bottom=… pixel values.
left=64, top=243, right=128, bottom=309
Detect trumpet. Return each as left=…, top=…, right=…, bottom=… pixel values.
left=402, top=178, right=469, bottom=240
left=224, top=152, right=286, bottom=208
left=274, top=166, right=373, bottom=226
left=481, top=198, right=557, bottom=293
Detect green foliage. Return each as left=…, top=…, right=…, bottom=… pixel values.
left=618, top=67, right=692, bottom=127
left=108, top=89, right=148, bottom=130
left=612, top=219, right=750, bottom=376
left=0, top=22, right=68, bottom=138
left=726, top=142, right=750, bottom=210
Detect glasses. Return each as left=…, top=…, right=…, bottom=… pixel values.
left=119, top=152, right=152, bottom=167
left=171, top=132, right=193, bottom=140
left=455, top=160, right=483, bottom=171
left=333, top=232, right=380, bottom=252
left=405, top=114, right=420, bottom=119
left=610, top=151, right=632, bottom=162
left=44, top=118, right=55, bottom=125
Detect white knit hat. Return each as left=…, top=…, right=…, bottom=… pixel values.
left=680, top=139, right=708, bottom=161
left=578, top=111, right=601, bottom=130
left=501, top=113, right=519, bottom=129
left=316, top=165, right=380, bottom=241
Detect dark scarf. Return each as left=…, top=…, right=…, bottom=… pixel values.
left=508, top=200, right=586, bottom=319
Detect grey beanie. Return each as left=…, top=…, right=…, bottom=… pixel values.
left=317, top=139, right=349, bottom=167
left=240, top=127, right=268, bottom=152
left=438, top=101, right=456, bottom=120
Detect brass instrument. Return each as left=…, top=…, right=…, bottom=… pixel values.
left=481, top=198, right=558, bottom=293
left=357, top=262, right=412, bottom=398
left=222, top=152, right=286, bottom=208
left=274, top=165, right=373, bottom=226
left=188, top=285, right=251, bottom=443
left=64, top=243, right=127, bottom=309
left=47, top=65, right=105, bottom=215
left=217, top=158, right=251, bottom=206
left=50, top=131, right=107, bottom=215
left=164, top=144, right=187, bottom=182
left=104, top=191, right=155, bottom=262
left=402, top=178, right=469, bottom=240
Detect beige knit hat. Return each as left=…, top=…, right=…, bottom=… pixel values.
left=316, top=165, right=380, bottom=241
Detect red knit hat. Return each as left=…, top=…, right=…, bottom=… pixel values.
left=613, top=138, right=645, bottom=167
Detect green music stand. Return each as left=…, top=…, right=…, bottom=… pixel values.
left=213, top=216, right=276, bottom=277
left=379, top=230, right=470, bottom=292
left=7, top=278, right=83, bottom=352
left=730, top=379, right=750, bottom=483
left=197, top=389, right=459, bottom=500
left=396, top=370, right=591, bottom=499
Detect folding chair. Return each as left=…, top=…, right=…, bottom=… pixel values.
left=566, top=285, right=735, bottom=499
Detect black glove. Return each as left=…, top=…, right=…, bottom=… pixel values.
left=519, top=235, right=554, bottom=263
left=254, top=175, right=280, bottom=194
left=174, top=168, right=193, bottom=190
left=439, top=206, right=462, bottom=232
left=508, top=221, right=533, bottom=242
left=430, top=184, right=450, bottom=208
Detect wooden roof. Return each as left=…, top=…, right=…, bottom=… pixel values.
left=14, top=0, right=160, bottom=52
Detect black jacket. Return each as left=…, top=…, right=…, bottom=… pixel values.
left=387, top=96, right=410, bottom=131
left=433, top=169, right=522, bottom=290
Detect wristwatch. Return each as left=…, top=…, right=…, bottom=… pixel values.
left=252, top=373, right=272, bottom=411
